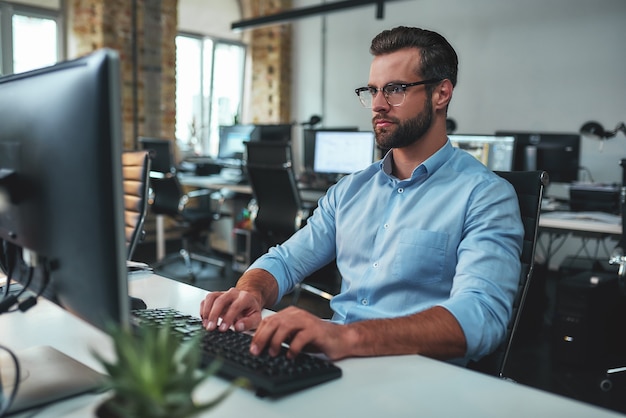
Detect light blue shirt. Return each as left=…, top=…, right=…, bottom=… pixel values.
left=248, top=140, right=523, bottom=363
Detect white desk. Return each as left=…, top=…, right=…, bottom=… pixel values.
left=1, top=273, right=624, bottom=417
left=538, top=211, right=622, bottom=269
left=539, top=211, right=622, bottom=236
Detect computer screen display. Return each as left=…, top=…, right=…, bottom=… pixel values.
left=449, top=134, right=516, bottom=171
left=0, top=49, right=128, bottom=331
left=302, top=127, right=359, bottom=172
left=218, top=124, right=256, bottom=160
left=496, top=131, right=581, bottom=183
left=313, top=131, right=376, bottom=175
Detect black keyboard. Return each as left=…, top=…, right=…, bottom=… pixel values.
left=130, top=307, right=342, bottom=397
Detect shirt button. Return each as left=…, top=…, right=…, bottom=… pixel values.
left=384, top=223, right=389, bottom=229
left=361, top=299, right=368, bottom=305
left=397, top=188, right=404, bottom=193
left=373, top=262, right=379, bottom=268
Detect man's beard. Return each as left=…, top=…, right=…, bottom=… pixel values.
left=373, top=95, right=434, bottom=150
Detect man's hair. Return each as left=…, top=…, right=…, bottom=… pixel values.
left=370, top=26, right=458, bottom=90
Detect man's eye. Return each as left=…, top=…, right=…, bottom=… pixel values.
left=385, top=85, right=403, bottom=95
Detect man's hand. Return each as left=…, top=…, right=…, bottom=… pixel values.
left=199, top=288, right=263, bottom=332
left=250, top=306, right=352, bottom=361
left=199, top=268, right=280, bottom=332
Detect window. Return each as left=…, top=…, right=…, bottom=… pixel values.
left=0, top=2, right=62, bottom=76
left=175, top=33, right=245, bottom=157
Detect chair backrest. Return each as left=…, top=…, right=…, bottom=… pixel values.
left=244, top=141, right=305, bottom=246
left=139, top=137, right=176, bottom=175
left=469, top=170, right=549, bottom=378
left=121, top=150, right=151, bottom=260
left=149, top=175, right=185, bottom=218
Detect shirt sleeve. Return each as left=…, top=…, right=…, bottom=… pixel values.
left=437, top=176, right=523, bottom=361
left=247, top=189, right=339, bottom=304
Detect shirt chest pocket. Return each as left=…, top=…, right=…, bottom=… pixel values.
left=391, top=229, right=448, bottom=284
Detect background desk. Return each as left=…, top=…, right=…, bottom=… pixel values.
left=165, top=175, right=325, bottom=259
left=538, top=211, right=621, bottom=271
left=2, top=273, right=624, bottom=418
left=177, top=174, right=327, bottom=204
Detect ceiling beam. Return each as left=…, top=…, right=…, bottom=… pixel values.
left=232, top=0, right=395, bottom=31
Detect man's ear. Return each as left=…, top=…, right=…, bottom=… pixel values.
left=433, top=79, right=453, bottom=110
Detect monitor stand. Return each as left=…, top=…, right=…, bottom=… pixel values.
left=0, top=345, right=104, bottom=414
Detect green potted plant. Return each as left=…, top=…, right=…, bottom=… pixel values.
left=93, top=320, right=246, bottom=418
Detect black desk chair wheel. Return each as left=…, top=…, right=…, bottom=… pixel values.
left=469, top=170, right=549, bottom=380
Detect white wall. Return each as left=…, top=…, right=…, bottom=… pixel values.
left=178, top=0, right=242, bottom=40
left=291, top=0, right=626, bottom=184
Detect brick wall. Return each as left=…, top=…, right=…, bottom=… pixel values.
left=241, top=0, right=292, bottom=124
left=69, top=0, right=292, bottom=148
left=69, top=0, right=177, bottom=150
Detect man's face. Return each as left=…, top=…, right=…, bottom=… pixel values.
left=368, top=48, right=434, bottom=150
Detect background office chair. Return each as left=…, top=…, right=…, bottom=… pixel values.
left=244, top=141, right=336, bottom=303
left=469, top=170, right=549, bottom=379
left=244, top=141, right=309, bottom=246
left=140, top=137, right=225, bottom=282
left=121, top=150, right=151, bottom=260
left=148, top=175, right=226, bottom=282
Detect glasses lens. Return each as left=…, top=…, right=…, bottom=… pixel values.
left=383, top=84, right=405, bottom=106
left=357, top=89, right=373, bottom=108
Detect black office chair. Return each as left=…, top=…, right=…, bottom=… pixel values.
left=141, top=137, right=225, bottom=282
left=148, top=174, right=226, bottom=281
left=468, top=170, right=549, bottom=379
left=244, top=141, right=309, bottom=245
left=244, top=141, right=336, bottom=303
left=121, top=150, right=151, bottom=260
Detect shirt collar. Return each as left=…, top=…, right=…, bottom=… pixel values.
left=380, top=140, right=454, bottom=181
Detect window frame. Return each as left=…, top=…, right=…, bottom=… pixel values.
left=176, top=31, right=246, bottom=157
left=0, top=1, right=64, bottom=75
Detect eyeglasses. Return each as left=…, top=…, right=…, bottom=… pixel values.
left=354, top=79, right=442, bottom=108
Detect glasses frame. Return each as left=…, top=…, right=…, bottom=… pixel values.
left=355, top=79, right=442, bottom=108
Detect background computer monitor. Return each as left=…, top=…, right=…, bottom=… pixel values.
left=302, top=127, right=359, bottom=173
left=0, top=49, right=128, bottom=331
left=313, top=131, right=376, bottom=177
left=218, top=124, right=256, bottom=160
left=496, top=131, right=581, bottom=183
left=449, top=134, right=516, bottom=171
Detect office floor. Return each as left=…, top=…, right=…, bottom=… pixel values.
left=133, top=241, right=626, bottom=415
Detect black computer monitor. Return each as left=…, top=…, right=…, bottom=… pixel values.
left=218, top=124, right=256, bottom=160
left=496, top=131, right=581, bottom=183
left=0, top=49, right=128, bottom=331
left=302, top=127, right=359, bottom=173
left=449, top=134, right=516, bottom=171
left=139, top=137, right=175, bottom=174
left=313, top=131, right=376, bottom=177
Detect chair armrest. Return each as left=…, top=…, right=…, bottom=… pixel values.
left=295, top=208, right=311, bottom=230
left=178, top=188, right=226, bottom=219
